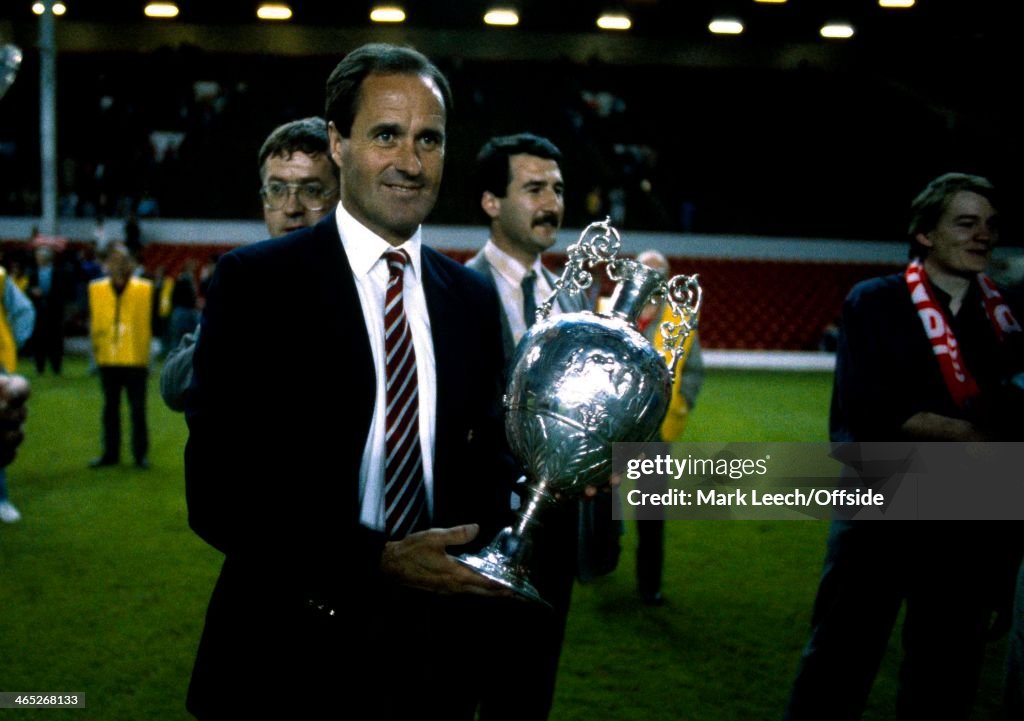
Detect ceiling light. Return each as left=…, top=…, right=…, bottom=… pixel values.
left=484, top=9, right=519, bottom=26
left=144, top=3, right=179, bottom=18
left=370, top=6, right=406, bottom=23
left=709, top=19, right=744, bottom=35
left=597, top=14, right=631, bottom=31
left=257, top=4, right=292, bottom=21
left=879, top=0, right=914, bottom=7
left=820, top=23, right=854, bottom=38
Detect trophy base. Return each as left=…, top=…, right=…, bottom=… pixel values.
left=456, top=553, right=551, bottom=608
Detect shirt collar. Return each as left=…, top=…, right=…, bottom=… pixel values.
left=482, top=239, right=544, bottom=287
left=335, top=201, right=423, bottom=285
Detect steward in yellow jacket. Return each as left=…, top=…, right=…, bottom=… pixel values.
left=89, top=276, right=153, bottom=366
left=87, top=245, right=153, bottom=469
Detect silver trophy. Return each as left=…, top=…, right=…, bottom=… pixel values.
left=0, top=44, right=22, bottom=101
left=458, top=218, right=703, bottom=604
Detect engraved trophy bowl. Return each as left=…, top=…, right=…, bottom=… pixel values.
left=457, top=219, right=702, bottom=605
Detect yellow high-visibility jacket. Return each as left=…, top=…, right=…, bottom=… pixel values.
left=89, top=277, right=153, bottom=367
left=650, top=304, right=700, bottom=441
left=0, top=267, right=17, bottom=373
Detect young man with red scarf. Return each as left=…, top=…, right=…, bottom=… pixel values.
left=784, top=173, right=1024, bottom=721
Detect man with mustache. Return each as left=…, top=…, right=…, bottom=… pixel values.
left=466, top=132, right=620, bottom=719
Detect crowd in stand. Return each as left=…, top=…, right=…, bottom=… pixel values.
left=2, top=49, right=1011, bottom=241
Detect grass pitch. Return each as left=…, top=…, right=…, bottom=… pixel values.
left=0, top=364, right=1010, bottom=720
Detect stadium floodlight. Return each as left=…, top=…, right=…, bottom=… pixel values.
left=879, top=0, right=914, bottom=7
left=820, top=23, right=854, bottom=39
left=484, top=8, right=519, bottom=26
left=370, top=6, right=406, bottom=23
left=709, top=19, right=744, bottom=35
left=597, top=13, right=631, bottom=31
left=31, top=1, right=66, bottom=14
left=257, top=4, right=292, bottom=21
left=144, top=3, right=179, bottom=18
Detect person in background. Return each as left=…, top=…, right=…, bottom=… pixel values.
left=88, top=244, right=153, bottom=469
left=466, top=132, right=620, bottom=719
left=784, top=172, right=1024, bottom=721
left=27, top=245, right=71, bottom=376
left=633, top=249, right=704, bottom=606
left=0, top=265, right=35, bottom=523
left=159, top=117, right=339, bottom=412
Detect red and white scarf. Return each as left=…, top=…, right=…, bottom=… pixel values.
left=905, top=259, right=1022, bottom=408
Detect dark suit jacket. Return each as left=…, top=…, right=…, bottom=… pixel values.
left=184, top=214, right=516, bottom=718
left=465, top=250, right=586, bottom=362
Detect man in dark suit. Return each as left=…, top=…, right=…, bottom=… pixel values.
left=466, top=133, right=619, bottom=720
left=185, top=44, right=518, bottom=720
left=27, top=245, right=71, bottom=375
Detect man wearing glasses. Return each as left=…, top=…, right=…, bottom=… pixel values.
left=257, top=117, right=339, bottom=238
left=160, top=117, right=338, bottom=410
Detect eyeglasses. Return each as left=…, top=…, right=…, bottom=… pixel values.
left=260, top=181, right=338, bottom=211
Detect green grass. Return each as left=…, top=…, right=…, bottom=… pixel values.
left=0, top=364, right=1011, bottom=720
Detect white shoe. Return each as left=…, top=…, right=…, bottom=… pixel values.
left=0, top=500, right=22, bottom=523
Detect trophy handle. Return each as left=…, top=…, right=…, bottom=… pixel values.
left=538, top=217, right=621, bottom=322
left=660, top=274, right=703, bottom=382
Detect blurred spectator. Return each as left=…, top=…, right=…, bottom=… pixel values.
left=632, top=249, right=704, bottom=605
left=0, top=373, right=30, bottom=522
left=150, top=265, right=173, bottom=353
left=168, top=259, right=199, bottom=352
left=0, top=265, right=35, bottom=523
left=124, top=211, right=143, bottom=259
left=9, top=258, right=29, bottom=293
left=27, top=246, right=72, bottom=376
left=88, top=244, right=153, bottom=469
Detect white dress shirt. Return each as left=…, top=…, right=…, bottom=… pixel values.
left=482, top=239, right=555, bottom=346
left=335, top=203, right=437, bottom=532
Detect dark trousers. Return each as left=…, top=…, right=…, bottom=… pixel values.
left=636, top=519, right=664, bottom=597
left=478, top=503, right=578, bottom=721
left=785, top=520, right=999, bottom=721
left=32, top=307, right=64, bottom=374
left=636, top=469, right=667, bottom=597
left=99, top=366, right=148, bottom=463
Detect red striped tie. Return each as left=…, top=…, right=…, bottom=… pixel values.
left=382, top=249, right=428, bottom=538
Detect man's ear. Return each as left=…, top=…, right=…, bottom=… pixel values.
left=328, top=121, right=344, bottom=169
left=481, top=191, right=501, bottom=220
left=915, top=231, right=934, bottom=250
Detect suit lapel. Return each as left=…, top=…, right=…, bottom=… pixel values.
left=308, top=213, right=376, bottom=439
left=467, top=252, right=516, bottom=360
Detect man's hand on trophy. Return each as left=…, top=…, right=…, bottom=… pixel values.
left=380, top=524, right=517, bottom=597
